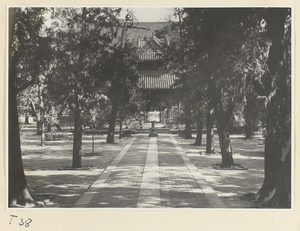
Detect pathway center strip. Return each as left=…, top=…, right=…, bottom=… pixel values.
left=75, top=137, right=137, bottom=207
left=136, top=137, right=161, bottom=208
left=170, top=135, right=226, bottom=208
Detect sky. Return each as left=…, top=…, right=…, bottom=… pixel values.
left=120, top=7, right=176, bottom=22
left=42, top=7, right=177, bottom=29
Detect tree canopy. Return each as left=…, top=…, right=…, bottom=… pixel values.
left=162, top=7, right=291, bottom=207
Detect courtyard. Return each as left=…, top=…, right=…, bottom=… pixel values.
left=20, top=122, right=265, bottom=208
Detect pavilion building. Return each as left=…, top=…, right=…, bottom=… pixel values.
left=127, top=22, right=178, bottom=126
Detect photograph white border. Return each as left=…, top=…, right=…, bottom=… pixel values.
left=1, top=1, right=299, bottom=230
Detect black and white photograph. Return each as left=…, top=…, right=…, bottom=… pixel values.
left=4, top=3, right=296, bottom=230
left=8, top=6, right=292, bottom=209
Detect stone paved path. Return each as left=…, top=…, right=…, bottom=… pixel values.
left=75, top=134, right=225, bottom=208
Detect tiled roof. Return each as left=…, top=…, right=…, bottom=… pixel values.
left=138, top=73, right=177, bottom=89
left=152, top=35, right=164, bottom=47
left=129, top=22, right=176, bottom=90
left=138, top=51, right=161, bottom=60
left=127, top=22, right=168, bottom=40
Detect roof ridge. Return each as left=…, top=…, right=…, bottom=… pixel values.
left=152, top=35, right=163, bottom=47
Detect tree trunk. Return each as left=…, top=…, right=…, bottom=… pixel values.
left=9, top=8, right=36, bottom=207
left=252, top=82, right=291, bottom=207
left=36, top=113, right=41, bottom=135
left=184, top=100, right=192, bottom=139
left=244, top=95, right=256, bottom=139
left=245, top=122, right=254, bottom=139
left=25, top=114, right=29, bottom=124
left=39, top=104, right=45, bottom=146
left=72, top=97, right=82, bottom=168
left=106, top=99, right=118, bottom=144
left=38, top=76, right=45, bottom=145
left=40, top=118, right=45, bottom=146
left=206, top=106, right=214, bottom=154
left=119, top=120, right=123, bottom=139
left=91, top=126, right=95, bottom=154
left=250, top=135, right=290, bottom=207
left=247, top=8, right=291, bottom=208
left=9, top=80, right=36, bottom=207
left=47, top=123, right=51, bottom=132
left=213, top=88, right=234, bottom=167
left=194, top=121, right=203, bottom=145
left=217, top=120, right=234, bottom=168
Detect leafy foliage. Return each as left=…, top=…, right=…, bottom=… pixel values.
left=10, top=8, right=52, bottom=93
left=47, top=8, right=121, bottom=110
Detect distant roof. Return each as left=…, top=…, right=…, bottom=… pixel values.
left=129, top=22, right=168, bottom=60
left=138, top=51, right=161, bottom=61
left=130, top=22, right=176, bottom=90
left=138, top=72, right=177, bottom=89
left=127, top=22, right=168, bottom=41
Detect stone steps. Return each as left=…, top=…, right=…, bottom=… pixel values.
left=136, top=128, right=171, bottom=134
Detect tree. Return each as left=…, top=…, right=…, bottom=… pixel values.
left=83, top=93, right=110, bottom=154
left=17, top=87, right=34, bottom=124
left=189, top=77, right=207, bottom=146
left=180, top=8, right=262, bottom=167
left=194, top=110, right=204, bottom=146
left=105, top=12, right=142, bottom=144
left=18, top=85, right=41, bottom=133
left=162, top=9, right=218, bottom=153
left=161, top=8, right=196, bottom=139
left=105, top=44, right=141, bottom=143
left=241, top=8, right=291, bottom=208
left=29, top=76, right=52, bottom=145
left=204, top=8, right=292, bottom=207
left=117, top=87, right=145, bottom=139
left=205, top=103, right=215, bottom=153
left=47, top=7, right=121, bottom=167
left=164, top=7, right=291, bottom=207
left=9, top=7, right=51, bottom=207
